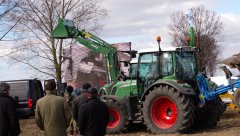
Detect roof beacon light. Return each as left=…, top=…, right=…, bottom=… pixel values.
left=157, top=36, right=161, bottom=42
left=156, top=36, right=161, bottom=53
left=187, top=36, right=190, bottom=43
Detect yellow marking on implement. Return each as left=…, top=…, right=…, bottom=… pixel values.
left=85, top=33, right=91, bottom=38
left=220, top=92, right=239, bottom=111
left=220, top=92, right=234, bottom=100
left=82, top=32, right=91, bottom=38
left=199, top=94, right=204, bottom=99
left=229, top=103, right=239, bottom=111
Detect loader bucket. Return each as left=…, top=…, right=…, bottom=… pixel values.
left=51, top=18, right=75, bottom=39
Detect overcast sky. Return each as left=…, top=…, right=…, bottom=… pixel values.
left=1, top=0, right=240, bottom=80
left=100, top=0, right=240, bottom=58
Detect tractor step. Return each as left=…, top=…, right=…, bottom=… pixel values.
left=135, top=112, right=142, bottom=116
left=137, top=104, right=142, bottom=109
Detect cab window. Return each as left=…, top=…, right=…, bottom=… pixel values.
left=161, top=52, right=173, bottom=76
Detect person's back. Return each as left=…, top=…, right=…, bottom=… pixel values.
left=0, top=94, right=21, bottom=136
left=0, top=82, right=20, bottom=136
left=72, top=83, right=91, bottom=121
left=78, top=88, right=109, bottom=136
left=35, top=81, right=71, bottom=136
left=79, top=99, right=109, bottom=136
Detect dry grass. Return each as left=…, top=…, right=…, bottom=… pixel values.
left=20, top=108, right=240, bottom=136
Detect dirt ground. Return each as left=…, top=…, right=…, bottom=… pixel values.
left=20, top=108, right=240, bottom=136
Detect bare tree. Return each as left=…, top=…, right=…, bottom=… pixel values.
left=7, top=0, right=108, bottom=87
left=169, top=5, right=223, bottom=75
left=0, top=0, right=19, bottom=41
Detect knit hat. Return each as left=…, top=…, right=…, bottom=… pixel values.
left=88, top=87, right=98, bottom=94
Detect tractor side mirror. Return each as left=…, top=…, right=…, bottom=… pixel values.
left=124, top=62, right=129, bottom=67
left=195, top=48, right=201, bottom=53
left=130, top=50, right=137, bottom=58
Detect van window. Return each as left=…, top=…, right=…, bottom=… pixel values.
left=8, top=81, right=29, bottom=99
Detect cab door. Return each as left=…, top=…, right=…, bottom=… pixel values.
left=137, top=53, right=159, bottom=96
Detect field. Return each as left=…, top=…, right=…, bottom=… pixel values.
left=20, top=108, right=240, bottom=136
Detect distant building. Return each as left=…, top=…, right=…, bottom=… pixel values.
left=62, top=42, right=132, bottom=88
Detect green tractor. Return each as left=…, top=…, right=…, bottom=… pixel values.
left=101, top=46, right=225, bottom=134
left=52, top=18, right=225, bottom=134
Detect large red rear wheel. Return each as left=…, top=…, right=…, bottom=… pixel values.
left=142, top=85, right=195, bottom=134
left=151, top=96, right=178, bottom=129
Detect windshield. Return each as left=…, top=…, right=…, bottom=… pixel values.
left=176, top=51, right=197, bottom=80
left=129, top=63, right=137, bottom=78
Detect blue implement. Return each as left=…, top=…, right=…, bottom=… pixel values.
left=196, top=73, right=240, bottom=102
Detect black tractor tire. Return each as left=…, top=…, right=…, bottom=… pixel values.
left=219, top=97, right=227, bottom=116
left=142, top=85, right=195, bottom=134
left=106, top=99, right=129, bottom=134
left=234, top=88, right=240, bottom=109
left=193, top=96, right=223, bottom=129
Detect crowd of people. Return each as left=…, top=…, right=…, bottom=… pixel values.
left=0, top=81, right=109, bottom=136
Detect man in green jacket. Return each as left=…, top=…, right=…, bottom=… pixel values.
left=35, top=80, right=72, bottom=136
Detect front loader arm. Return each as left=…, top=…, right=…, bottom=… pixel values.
left=51, top=18, right=119, bottom=83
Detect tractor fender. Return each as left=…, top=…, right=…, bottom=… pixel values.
left=100, top=95, right=124, bottom=103
left=100, top=95, right=133, bottom=120
left=140, top=80, right=196, bottom=101
left=100, top=95, right=127, bottom=110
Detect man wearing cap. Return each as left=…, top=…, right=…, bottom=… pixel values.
left=0, top=82, right=21, bottom=136
left=35, top=80, right=72, bottom=136
left=78, top=88, right=109, bottom=136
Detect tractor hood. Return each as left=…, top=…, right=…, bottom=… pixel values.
left=99, top=80, right=137, bottom=97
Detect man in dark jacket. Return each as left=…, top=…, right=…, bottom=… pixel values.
left=0, top=82, right=21, bottom=136
left=72, top=83, right=91, bottom=121
left=78, top=88, right=109, bottom=136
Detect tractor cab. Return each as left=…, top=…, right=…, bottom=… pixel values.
left=175, top=48, right=197, bottom=81
left=136, top=47, right=198, bottom=96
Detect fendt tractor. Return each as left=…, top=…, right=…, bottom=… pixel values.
left=51, top=18, right=237, bottom=134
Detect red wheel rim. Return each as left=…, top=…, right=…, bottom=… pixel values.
left=151, top=96, right=178, bottom=129
left=107, top=108, right=120, bottom=128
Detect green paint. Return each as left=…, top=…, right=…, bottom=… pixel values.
left=189, top=27, right=194, bottom=47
